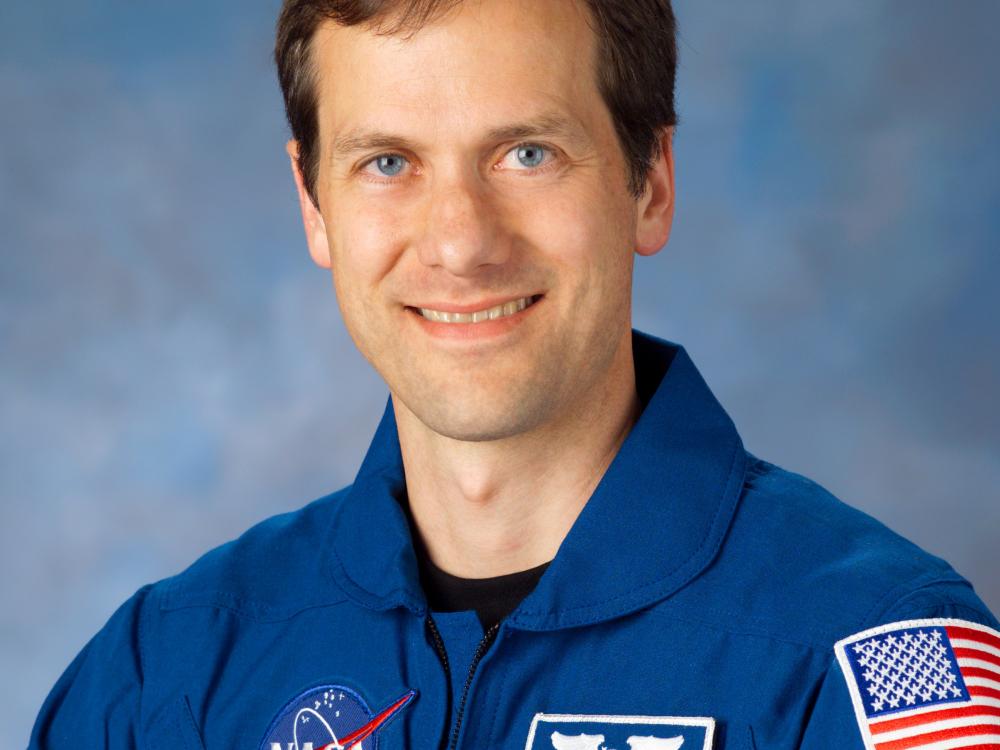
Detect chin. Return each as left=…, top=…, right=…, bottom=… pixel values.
left=416, top=391, right=550, bottom=444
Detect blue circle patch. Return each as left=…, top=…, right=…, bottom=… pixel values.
left=259, top=684, right=377, bottom=750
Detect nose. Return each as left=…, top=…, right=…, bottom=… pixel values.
left=415, top=170, right=510, bottom=275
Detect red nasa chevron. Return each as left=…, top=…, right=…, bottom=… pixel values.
left=258, top=684, right=416, bottom=750
left=835, top=618, right=1000, bottom=750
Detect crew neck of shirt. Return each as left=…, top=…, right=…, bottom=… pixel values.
left=398, top=358, right=654, bottom=629
left=418, top=549, right=552, bottom=631
left=399, top=492, right=552, bottom=630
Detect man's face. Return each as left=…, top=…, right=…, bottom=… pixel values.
left=293, top=0, right=672, bottom=442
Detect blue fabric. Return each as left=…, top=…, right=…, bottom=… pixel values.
left=429, top=610, right=484, bottom=735
left=29, top=328, right=999, bottom=749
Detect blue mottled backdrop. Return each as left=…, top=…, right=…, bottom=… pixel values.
left=1, top=1, right=998, bottom=745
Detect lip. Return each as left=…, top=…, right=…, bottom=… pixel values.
left=406, top=293, right=543, bottom=314
left=405, top=293, right=544, bottom=341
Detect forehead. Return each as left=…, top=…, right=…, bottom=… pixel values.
left=308, top=0, right=605, bottom=150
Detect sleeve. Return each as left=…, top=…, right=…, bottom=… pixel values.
left=799, top=579, right=1000, bottom=750
left=28, top=584, right=154, bottom=750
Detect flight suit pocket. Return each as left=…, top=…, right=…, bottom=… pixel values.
left=720, top=723, right=757, bottom=749
left=150, top=695, right=207, bottom=750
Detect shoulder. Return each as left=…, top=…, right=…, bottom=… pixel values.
left=673, top=452, right=998, bottom=648
left=29, top=489, right=357, bottom=747
left=148, top=486, right=354, bottom=621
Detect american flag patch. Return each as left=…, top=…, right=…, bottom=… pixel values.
left=835, top=618, right=1000, bottom=750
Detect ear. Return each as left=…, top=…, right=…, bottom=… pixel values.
left=286, top=139, right=332, bottom=269
left=634, top=126, right=675, bottom=258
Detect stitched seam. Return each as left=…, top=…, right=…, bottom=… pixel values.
left=858, top=572, right=967, bottom=632
left=330, top=468, right=420, bottom=610
left=161, top=588, right=348, bottom=612
left=884, top=601, right=996, bottom=624
left=180, top=696, right=206, bottom=750
left=634, top=587, right=985, bottom=652
left=159, top=597, right=354, bottom=624
left=793, top=654, right=838, bottom=749
left=516, top=437, right=744, bottom=620
left=875, top=577, right=974, bottom=616
left=634, top=606, right=833, bottom=651
left=613, top=578, right=986, bottom=653
left=487, top=631, right=512, bottom=746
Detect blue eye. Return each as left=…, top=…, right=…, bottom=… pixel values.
left=358, top=142, right=556, bottom=184
left=371, top=154, right=407, bottom=177
left=513, top=144, right=547, bottom=169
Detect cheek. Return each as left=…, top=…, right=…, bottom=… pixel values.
left=330, top=202, right=405, bottom=302
left=520, top=190, right=631, bottom=296
left=520, top=192, right=599, bottom=263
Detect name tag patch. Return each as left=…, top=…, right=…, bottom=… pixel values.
left=524, top=713, right=715, bottom=750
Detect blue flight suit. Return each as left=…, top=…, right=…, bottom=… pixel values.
left=30, top=328, right=999, bottom=750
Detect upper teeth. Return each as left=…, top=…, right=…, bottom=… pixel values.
left=418, top=296, right=536, bottom=323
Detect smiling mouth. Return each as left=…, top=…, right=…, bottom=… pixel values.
left=406, top=294, right=543, bottom=323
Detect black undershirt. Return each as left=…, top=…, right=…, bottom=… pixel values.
left=400, top=492, right=551, bottom=631
left=398, top=341, right=658, bottom=632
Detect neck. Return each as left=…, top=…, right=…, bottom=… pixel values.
left=393, top=330, right=641, bottom=579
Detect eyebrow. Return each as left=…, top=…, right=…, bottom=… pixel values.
left=329, top=112, right=590, bottom=163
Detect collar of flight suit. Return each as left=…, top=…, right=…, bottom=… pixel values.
left=326, top=328, right=748, bottom=631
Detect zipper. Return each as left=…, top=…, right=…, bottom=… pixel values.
left=426, top=614, right=502, bottom=750
left=425, top=613, right=452, bottom=750
left=449, top=620, right=501, bottom=750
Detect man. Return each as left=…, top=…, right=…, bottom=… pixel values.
left=30, top=0, right=999, bottom=748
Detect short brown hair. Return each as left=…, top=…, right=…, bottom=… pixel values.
left=274, top=0, right=678, bottom=207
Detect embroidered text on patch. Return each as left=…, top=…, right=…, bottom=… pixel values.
left=523, top=713, right=715, bottom=750
left=834, top=618, right=1000, bottom=750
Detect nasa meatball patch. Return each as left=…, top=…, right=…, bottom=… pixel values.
left=258, top=684, right=416, bottom=750
left=524, top=713, right=715, bottom=750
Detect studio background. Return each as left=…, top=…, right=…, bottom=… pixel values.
left=2, top=1, right=998, bottom=745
